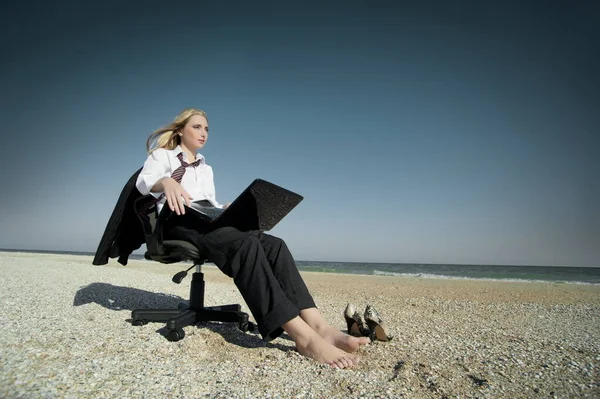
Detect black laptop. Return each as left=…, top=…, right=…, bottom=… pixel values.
left=185, top=179, right=303, bottom=232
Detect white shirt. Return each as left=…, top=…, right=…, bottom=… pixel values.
left=136, top=145, right=221, bottom=213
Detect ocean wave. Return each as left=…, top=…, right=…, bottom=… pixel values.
left=371, top=270, right=600, bottom=285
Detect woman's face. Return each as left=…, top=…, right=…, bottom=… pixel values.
left=180, top=114, right=209, bottom=152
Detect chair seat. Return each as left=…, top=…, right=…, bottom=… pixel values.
left=145, top=240, right=203, bottom=264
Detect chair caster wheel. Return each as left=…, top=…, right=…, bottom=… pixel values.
left=239, top=321, right=256, bottom=333
left=166, top=328, right=185, bottom=342
left=132, top=319, right=147, bottom=326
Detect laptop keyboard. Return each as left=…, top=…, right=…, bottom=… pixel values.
left=189, top=201, right=224, bottom=220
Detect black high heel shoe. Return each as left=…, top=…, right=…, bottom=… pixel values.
left=344, top=303, right=370, bottom=337
left=364, top=304, right=394, bottom=342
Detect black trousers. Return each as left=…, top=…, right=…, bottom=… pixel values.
left=162, top=212, right=316, bottom=341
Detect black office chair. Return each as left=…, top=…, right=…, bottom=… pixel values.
left=129, top=195, right=255, bottom=342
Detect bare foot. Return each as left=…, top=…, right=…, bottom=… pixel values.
left=284, top=316, right=360, bottom=368
left=298, top=308, right=370, bottom=353
left=295, top=332, right=359, bottom=368
left=319, top=325, right=370, bottom=353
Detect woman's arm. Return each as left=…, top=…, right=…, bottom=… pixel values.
left=136, top=149, right=192, bottom=215
left=152, top=176, right=193, bottom=215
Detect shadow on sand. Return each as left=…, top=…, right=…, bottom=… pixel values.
left=73, top=282, right=292, bottom=352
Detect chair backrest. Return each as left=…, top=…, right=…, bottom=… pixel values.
left=93, top=168, right=205, bottom=267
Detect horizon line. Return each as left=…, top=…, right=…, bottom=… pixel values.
left=0, top=248, right=596, bottom=269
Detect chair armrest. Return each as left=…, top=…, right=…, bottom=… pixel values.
left=134, top=196, right=205, bottom=264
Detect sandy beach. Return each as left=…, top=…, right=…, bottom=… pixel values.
left=1, top=251, right=598, bottom=398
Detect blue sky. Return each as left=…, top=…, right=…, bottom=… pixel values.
left=1, top=1, right=598, bottom=267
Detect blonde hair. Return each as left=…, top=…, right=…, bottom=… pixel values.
left=146, top=108, right=208, bottom=154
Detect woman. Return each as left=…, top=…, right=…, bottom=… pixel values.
left=136, top=108, right=369, bottom=368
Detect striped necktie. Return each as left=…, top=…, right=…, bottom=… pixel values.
left=171, top=152, right=202, bottom=183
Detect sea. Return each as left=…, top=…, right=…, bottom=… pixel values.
left=3, top=248, right=599, bottom=285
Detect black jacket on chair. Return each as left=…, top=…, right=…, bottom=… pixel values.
left=93, top=168, right=147, bottom=266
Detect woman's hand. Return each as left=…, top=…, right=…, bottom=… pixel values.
left=158, top=177, right=193, bottom=215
